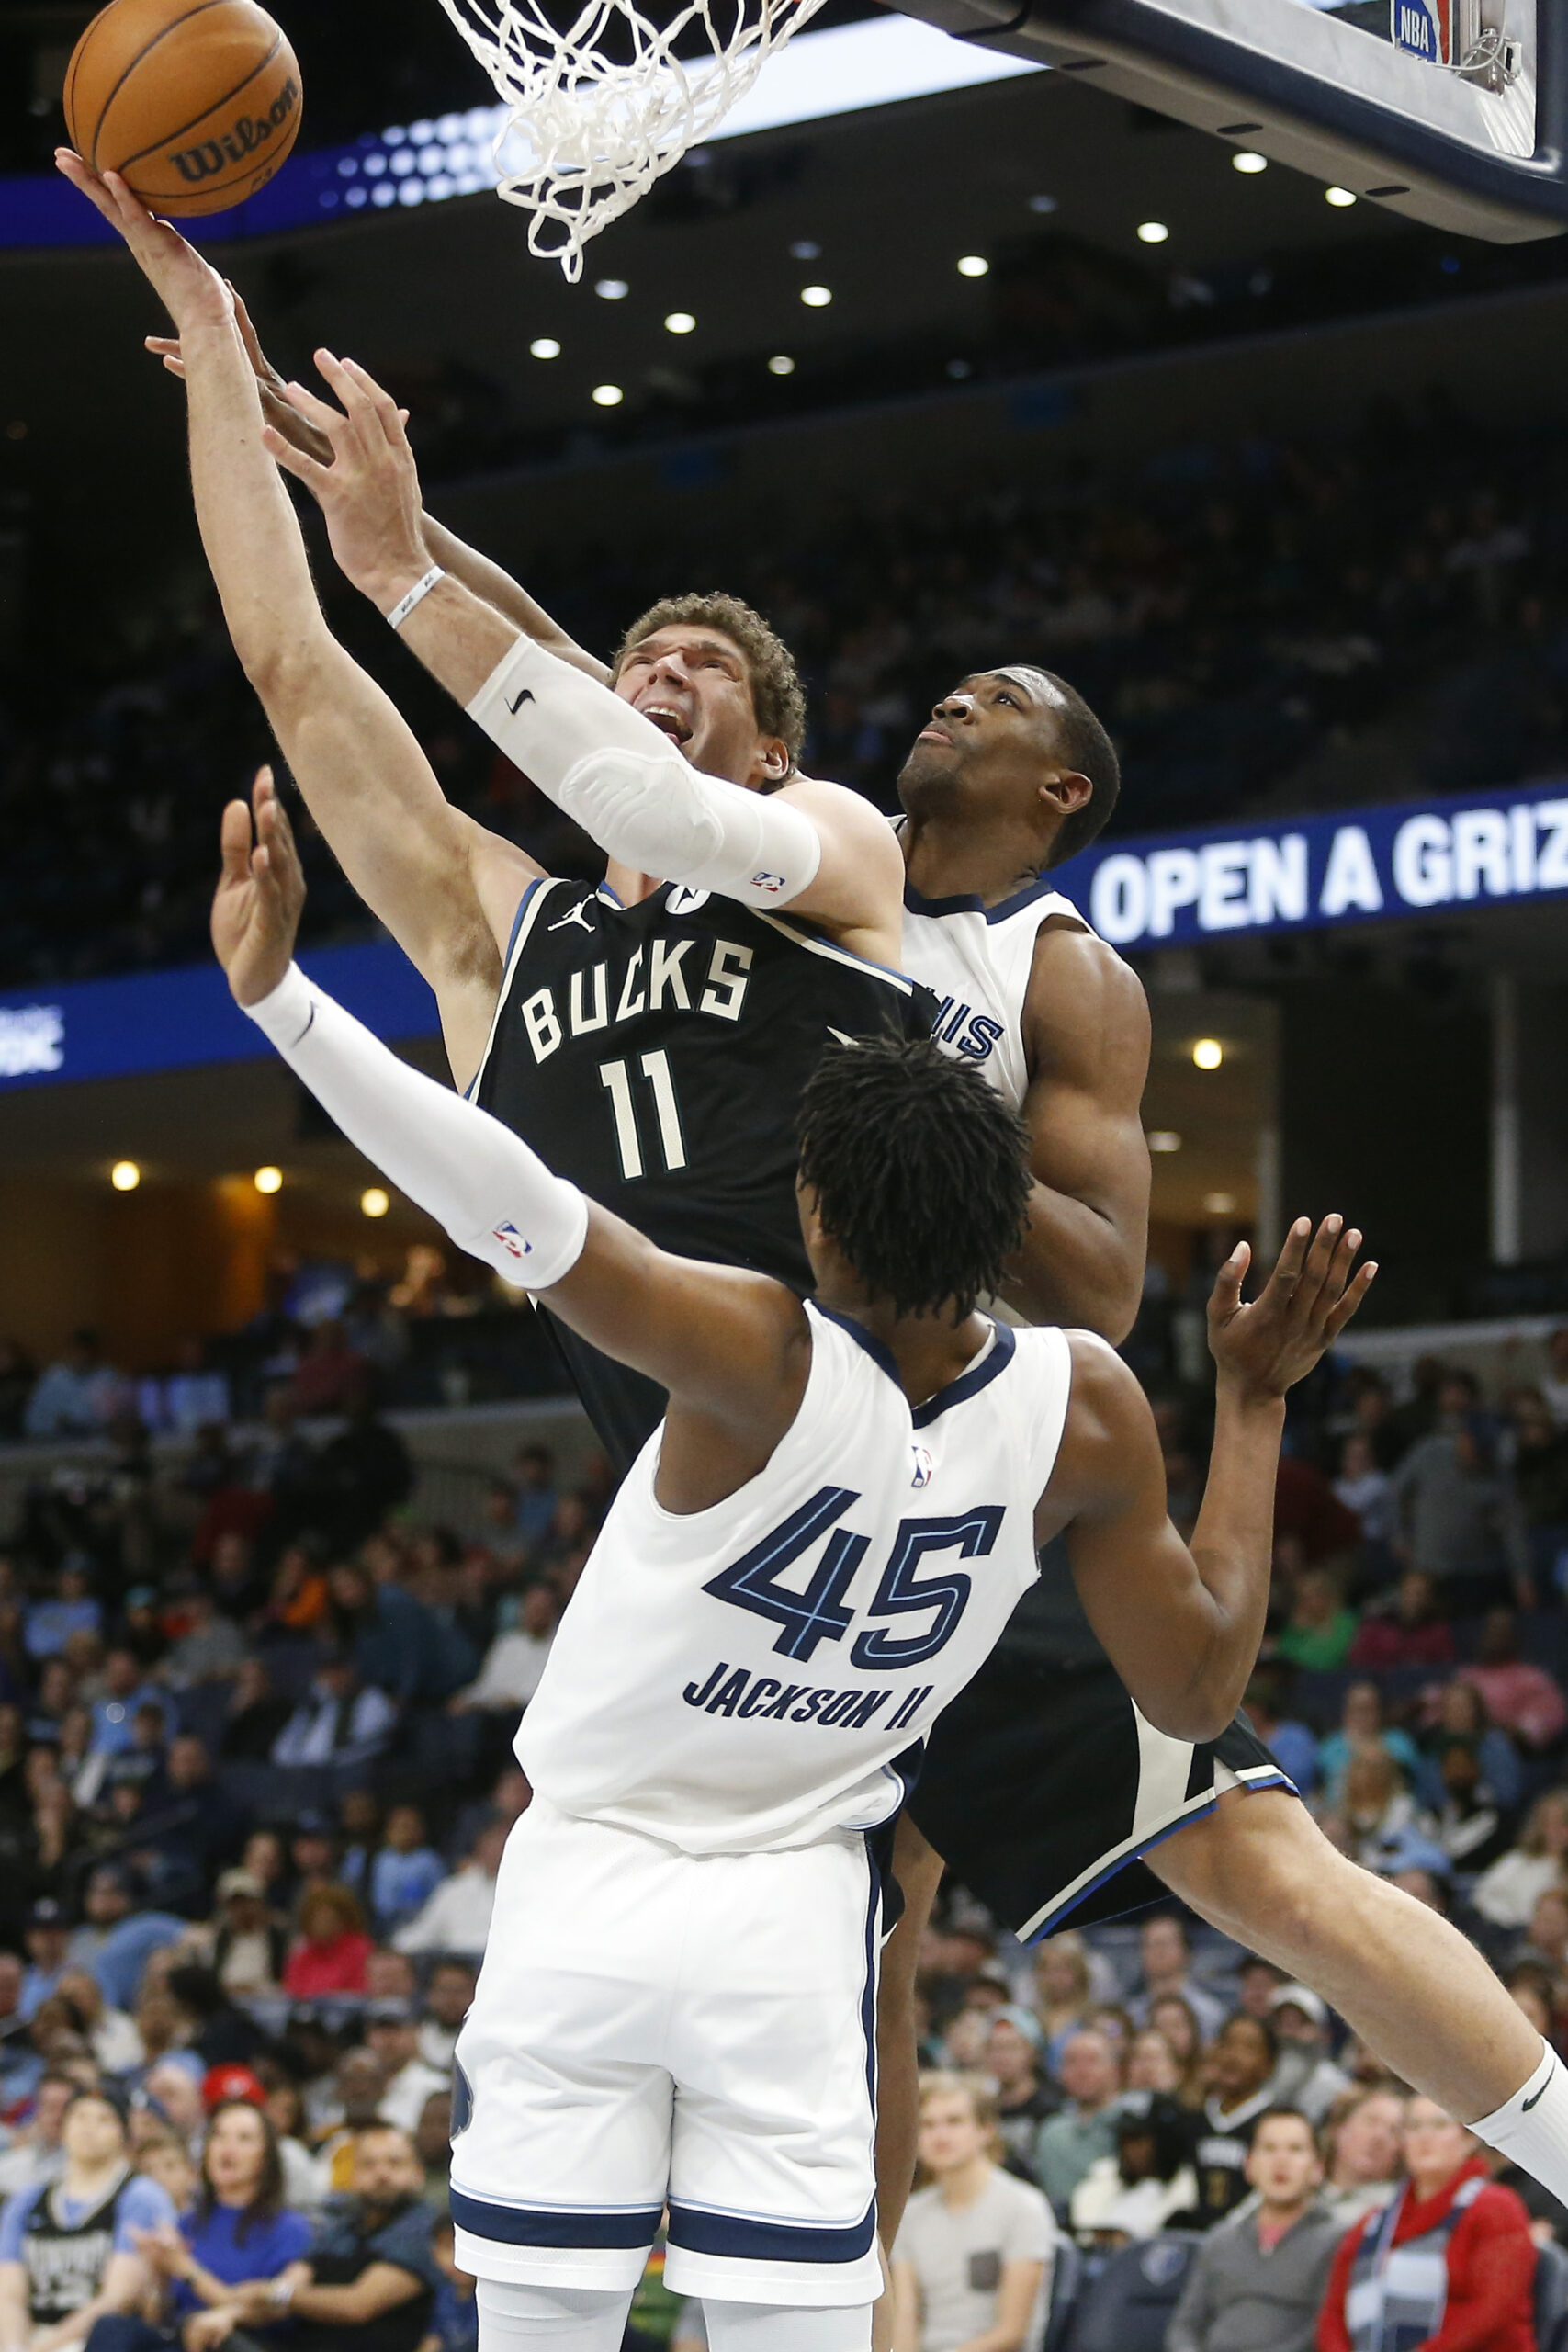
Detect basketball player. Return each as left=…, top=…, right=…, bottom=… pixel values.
left=211, top=760, right=1370, bottom=2352
left=71, top=161, right=1568, bottom=2219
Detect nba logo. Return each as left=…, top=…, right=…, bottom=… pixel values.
left=492, top=1220, right=532, bottom=1260
left=910, top=1445, right=934, bottom=1489
left=1392, top=0, right=1451, bottom=64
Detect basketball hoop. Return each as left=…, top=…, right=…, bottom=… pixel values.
left=434, top=0, right=831, bottom=277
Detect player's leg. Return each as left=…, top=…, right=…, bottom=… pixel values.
left=874, top=1819, right=946, bottom=2244
left=450, top=1799, right=672, bottom=2336
left=1149, top=1786, right=1568, bottom=2195
left=663, top=1833, right=886, bottom=2345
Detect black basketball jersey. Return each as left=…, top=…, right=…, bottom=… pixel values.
left=23, top=2173, right=130, bottom=2325
left=472, top=876, right=934, bottom=1470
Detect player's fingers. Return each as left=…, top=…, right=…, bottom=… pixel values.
left=312, top=351, right=376, bottom=454
left=1210, top=1239, right=1248, bottom=1317
left=54, top=151, right=118, bottom=224
left=1323, top=1261, right=1378, bottom=1341
left=1263, top=1216, right=1312, bottom=1300
left=101, top=169, right=158, bottom=236
left=1315, top=1227, right=1363, bottom=1318
left=219, top=797, right=254, bottom=878
left=262, top=425, right=333, bottom=490
left=145, top=335, right=178, bottom=356
left=1292, top=1214, right=1342, bottom=1312
left=341, top=356, right=409, bottom=447
left=281, top=377, right=352, bottom=445
left=163, top=356, right=186, bottom=378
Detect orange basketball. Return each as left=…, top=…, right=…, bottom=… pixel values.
left=64, top=0, right=302, bottom=218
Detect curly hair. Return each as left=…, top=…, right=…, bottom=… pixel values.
left=797, top=1036, right=1032, bottom=1321
left=612, top=592, right=807, bottom=767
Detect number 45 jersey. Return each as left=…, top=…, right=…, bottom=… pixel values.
left=471, top=876, right=934, bottom=1467
left=518, top=1304, right=1072, bottom=1853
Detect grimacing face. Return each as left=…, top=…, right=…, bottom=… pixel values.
left=613, top=625, right=785, bottom=793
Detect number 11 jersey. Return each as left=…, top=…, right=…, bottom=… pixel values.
left=471, top=876, right=935, bottom=1466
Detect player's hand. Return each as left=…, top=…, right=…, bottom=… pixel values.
left=53, top=151, right=231, bottom=332
left=1206, top=1214, right=1375, bottom=1405
left=146, top=284, right=342, bottom=467
left=211, top=767, right=307, bottom=1006
left=259, top=350, right=431, bottom=615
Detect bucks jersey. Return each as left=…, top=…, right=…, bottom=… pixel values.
left=473, top=876, right=933, bottom=1467
left=518, top=1301, right=1073, bottom=1853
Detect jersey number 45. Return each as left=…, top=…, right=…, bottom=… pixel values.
left=703, top=1485, right=1002, bottom=1669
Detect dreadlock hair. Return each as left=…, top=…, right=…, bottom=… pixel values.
left=612, top=592, right=807, bottom=768
left=797, top=1036, right=1032, bottom=1322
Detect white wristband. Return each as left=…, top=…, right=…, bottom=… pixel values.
left=386, top=565, right=446, bottom=632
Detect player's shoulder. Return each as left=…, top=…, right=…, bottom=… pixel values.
left=1023, top=911, right=1150, bottom=1053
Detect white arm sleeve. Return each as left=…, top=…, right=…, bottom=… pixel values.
left=467, top=635, right=821, bottom=910
left=244, top=963, right=588, bottom=1288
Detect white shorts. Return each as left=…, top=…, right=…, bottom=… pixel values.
left=450, top=1793, right=889, bottom=2306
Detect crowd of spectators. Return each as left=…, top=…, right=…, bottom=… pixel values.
left=2, top=392, right=1563, bottom=990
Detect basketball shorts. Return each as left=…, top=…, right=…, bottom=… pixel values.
left=908, top=1649, right=1298, bottom=1942
left=450, top=1793, right=890, bottom=2307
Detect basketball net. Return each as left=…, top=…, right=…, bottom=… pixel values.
left=434, top=0, right=831, bottom=276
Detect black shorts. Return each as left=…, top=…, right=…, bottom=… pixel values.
left=907, top=1647, right=1298, bottom=1942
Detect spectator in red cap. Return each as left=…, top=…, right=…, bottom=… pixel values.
left=203, top=2065, right=266, bottom=2112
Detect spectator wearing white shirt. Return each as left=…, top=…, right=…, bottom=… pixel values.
left=0, top=2074, right=73, bottom=2199
left=1472, top=1788, right=1568, bottom=1930
left=363, top=2000, right=449, bottom=2135
left=417, top=1962, right=476, bottom=2074
left=893, top=2075, right=1055, bottom=2352
left=446, top=1585, right=558, bottom=1717
left=392, top=1821, right=507, bottom=1962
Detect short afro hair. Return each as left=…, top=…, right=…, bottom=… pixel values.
left=1040, top=670, right=1121, bottom=868
left=797, top=1036, right=1032, bottom=1321
left=613, top=592, right=807, bottom=767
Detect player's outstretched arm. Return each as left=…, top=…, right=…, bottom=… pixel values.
left=145, top=295, right=614, bottom=685
left=1041, top=1216, right=1375, bottom=1741
left=215, top=776, right=809, bottom=1495
left=55, top=154, right=538, bottom=1091
left=268, top=356, right=904, bottom=948
left=1005, top=922, right=1152, bottom=1343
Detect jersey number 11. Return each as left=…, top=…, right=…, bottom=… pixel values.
left=599, top=1050, right=688, bottom=1180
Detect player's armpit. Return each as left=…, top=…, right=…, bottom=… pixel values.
left=1040, top=1335, right=1248, bottom=1743
left=1006, top=923, right=1151, bottom=1342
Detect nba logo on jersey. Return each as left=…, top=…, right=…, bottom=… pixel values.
left=1392, top=0, right=1452, bottom=65
left=910, top=1444, right=934, bottom=1489
left=491, top=1220, right=532, bottom=1261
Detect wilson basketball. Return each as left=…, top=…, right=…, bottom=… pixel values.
left=64, top=0, right=301, bottom=218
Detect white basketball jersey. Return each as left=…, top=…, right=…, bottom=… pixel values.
left=899, top=861, right=1094, bottom=1114
left=518, top=1304, right=1072, bottom=1854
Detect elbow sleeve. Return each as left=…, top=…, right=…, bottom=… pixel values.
left=468, top=635, right=821, bottom=910
left=244, top=963, right=588, bottom=1287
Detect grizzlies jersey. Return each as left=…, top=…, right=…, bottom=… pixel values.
left=898, top=863, right=1095, bottom=1108
left=518, top=1302, right=1073, bottom=1853
left=472, top=876, right=933, bottom=1467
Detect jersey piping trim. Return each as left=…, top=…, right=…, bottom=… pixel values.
left=666, top=2199, right=877, bottom=2264
left=903, top=874, right=1085, bottom=928
left=911, top=1318, right=1015, bottom=1427
left=753, top=910, right=916, bottom=992
left=449, top=2188, right=661, bottom=2248
left=807, top=1303, right=1010, bottom=1425
left=465, top=876, right=566, bottom=1102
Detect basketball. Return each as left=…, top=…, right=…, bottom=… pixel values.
left=63, top=0, right=301, bottom=218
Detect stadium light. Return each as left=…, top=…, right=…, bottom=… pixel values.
left=1325, top=186, right=1357, bottom=207
left=1137, top=220, right=1169, bottom=244
left=767, top=355, right=795, bottom=375
left=800, top=285, right=832, bottom=307
left=254, top=1165, right=283, bottom=1193
left=957, top=254, right=988, bottom=277
left=789, top=239, right=821, bottom=259
left=592, top=383, right=625, bottom=406
left=529, top=337, right=561, bottom=358
left=1232, top=151, right=1268, bottom=174
left=1147, top=1131, right=1182, bottom=1153
left=1191, top=1038, right=1224, bottom=1070
left=664, top=311, right=696, bottom=334
left=594, top=278, right=629, bottom=299
left=110, top=1161, right=141, bottom=1192
left=361, top=1187, right=390, bottom=1218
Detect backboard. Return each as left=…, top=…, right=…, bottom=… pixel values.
left=888, top=0, right=1565, bottom=241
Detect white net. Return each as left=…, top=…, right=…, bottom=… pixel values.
left=434, top=0, right=832, bottom=277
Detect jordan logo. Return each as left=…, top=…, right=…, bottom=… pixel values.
left=549, top=901, right=595, bottom=934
